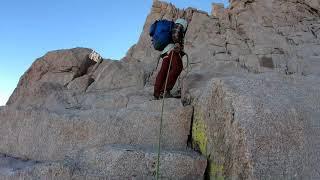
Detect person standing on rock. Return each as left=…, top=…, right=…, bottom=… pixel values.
left=149, top=18, right=188, bottom=100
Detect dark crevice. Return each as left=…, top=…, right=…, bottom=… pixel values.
left=238, top=62, right=260, bottom=74
left=187, top=106, right=195, bottom=149
left=296, top=1, right=320, bottom=17
left=54, top=66, right=75, bottom=73
left=144, top=71, right=153, bottom=86
left=244, top=0, right=254, bottom=7
left=204, top=158, right=211, bottom=180
left=0, top=153, right=42, bottom=165
left=306, top=6, right=320, bottom=17
left=311, top=29, right=317, bottom=38
left=84, top=77, right=95, bottom=92
left=65, top=55, right=102, bottom=90
left=260, top=56, right=274, bottom=69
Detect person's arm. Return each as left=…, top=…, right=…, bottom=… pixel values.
left=172, top=23, right=184, bottom=44
left=172, top=24, right=185, bottom=52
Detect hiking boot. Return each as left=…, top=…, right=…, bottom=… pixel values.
left=151, top=96, right=160, bottom=101
left=159, top=91, right=173, bottom=99
left=170, top=89, right=181, bottom=98
left=151, top=91, right=173, bottom=101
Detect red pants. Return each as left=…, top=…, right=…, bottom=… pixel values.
left=154, top=51, right=183, bottom=98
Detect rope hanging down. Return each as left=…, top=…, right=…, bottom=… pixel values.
left=155, top=52, right=190, bottom=77
left=155, top=51, right=175, bottom=180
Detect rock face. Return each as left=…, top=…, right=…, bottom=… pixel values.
left=1, top=0, right=320, bottom=179
left=0, top=103, right=193, bottom=161
left=192, top=75, right=320, bottom=179
left=0, top=46, right=205, bottom=179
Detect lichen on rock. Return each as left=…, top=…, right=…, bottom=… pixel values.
left=192, top=109, right=208, bottom=155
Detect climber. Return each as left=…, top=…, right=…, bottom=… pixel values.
left=149, top=18, right=188, bottom=100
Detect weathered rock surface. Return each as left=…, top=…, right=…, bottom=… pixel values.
left=1, top=37, right=204, bottom=178
left=0, top=101, right=192, bottom=161
left=192, top=74, right=320, bottom=179
left=70, top=145, right=206, bottom=179
left=1, top=0, right=320, bottom=179
left=0, top=154, right=70, bottom=180
left=126, top=0, right=320, bottom=179
left=0, top=147, right=207, bottom=180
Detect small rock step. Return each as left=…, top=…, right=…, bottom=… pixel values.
left=0, top=100, right=193, bottom=161
left=0, top=154, right=70, bottom=180
left=68, top=144, right=207, bottom=180
left=0, top=144, right=207, bottom=180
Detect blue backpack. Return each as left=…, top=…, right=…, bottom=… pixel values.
left=149, top=20, right=175, bottom=51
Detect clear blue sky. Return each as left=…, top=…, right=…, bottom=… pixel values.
left=0, top=0, right=229, bottom=105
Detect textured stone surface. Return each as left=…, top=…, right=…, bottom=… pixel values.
left=69, top=145, right=207, bottom=180
left=1, top=0, right=320, bottom=179
left=0, top=154, right=71, bottom=180
left=126, top=0, right=320, bottom=179
left=0, top=146, right=206, bottom=180
left=212, top=3, right=225, bottom=16
left=191, top=74, right=320, bottom=179
left=0, top=99, right=192, bottom=161
left=87, top=60, right=145, bottom=92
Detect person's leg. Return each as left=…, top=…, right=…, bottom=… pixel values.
left=154, top=55, right=170, bottom=98
left=166, top=51, right=183, bottom=92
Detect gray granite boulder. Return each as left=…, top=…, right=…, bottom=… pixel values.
left=191, top=74, right=320, bottom=179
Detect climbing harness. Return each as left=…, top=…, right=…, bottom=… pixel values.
left=155, top=51, right=174, bottom=180
left=154, top=52, right=191, bottom=77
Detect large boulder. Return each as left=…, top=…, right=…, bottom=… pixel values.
left=7, top=48, right=94, bottom=106
left=6, top=48, right=146, bottom=113
left=191, top=74, right=320, bottom=179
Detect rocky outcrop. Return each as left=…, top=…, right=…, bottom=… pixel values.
left=1, top=0, right=320, bottom=179
left=124, top=0, right=320, bottom=179
left=7, top=48, right=94, bottom=106
left=212, top=3, right=225, bottom=16
left=1, top=45, right=205, bottom=178
left=192, top=74, right=320, bottom=179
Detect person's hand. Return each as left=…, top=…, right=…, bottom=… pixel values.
left=174, top=43, right=182, bottom=52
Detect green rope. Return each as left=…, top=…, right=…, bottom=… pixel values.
left=156, top=51, right=175, bottom=180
